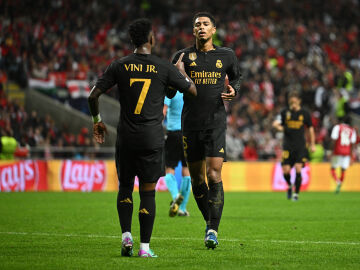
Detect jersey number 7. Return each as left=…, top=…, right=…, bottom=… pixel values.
left=130, top=78, right=151, bottom=114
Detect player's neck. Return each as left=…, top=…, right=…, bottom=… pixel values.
left=196, top=39, right=215, bottom=52
left=291, top=106, right=301, bottom=112
left=134, top=43, right=152, bottom=55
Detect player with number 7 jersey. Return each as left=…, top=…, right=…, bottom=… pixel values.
left=88, top=18, right=196, bottom=258
left=94, top=52, right=195, bottom=150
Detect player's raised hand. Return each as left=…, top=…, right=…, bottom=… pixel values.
left=175, top=53, right=185, bottom=72
left=221, top=85, right=236, bottom=101
left=93, top=122, right=107, bottom=144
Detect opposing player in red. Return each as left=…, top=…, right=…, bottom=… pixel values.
left=330, top=116, right=357, bottom=193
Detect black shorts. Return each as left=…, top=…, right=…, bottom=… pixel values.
left=281, top=147, right=308, bottom=167
left=182, top=127, right=226, bottom=163
left=115, top=139, right=164, bottom=186
left=165, top=130, right=187, bottom=169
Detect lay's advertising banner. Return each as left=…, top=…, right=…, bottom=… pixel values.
left=0, top=160, right=359, bottom=192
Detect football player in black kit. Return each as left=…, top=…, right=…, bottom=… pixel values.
left=171, top=12, right=242, bottom=249
left=88, top=18, right=196, bottom=258
left=273, top=90, right=315, bottom=201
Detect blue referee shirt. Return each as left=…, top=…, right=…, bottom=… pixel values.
left=164, top=92, right=183, bottom=131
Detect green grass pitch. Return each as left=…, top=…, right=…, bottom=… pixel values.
left=0, top=192, right=359, bottom=269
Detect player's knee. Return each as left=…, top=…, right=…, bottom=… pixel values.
left=206, top=168, right=221, bottom=183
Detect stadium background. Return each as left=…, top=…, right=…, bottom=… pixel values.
left=1, top=0, right=360, bottom=191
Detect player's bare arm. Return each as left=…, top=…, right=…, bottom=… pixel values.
left=308, top=126, right=316, bottom=152
left=88, top=86, right=107, bottom=144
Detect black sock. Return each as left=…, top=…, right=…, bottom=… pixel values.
left=117, top=186, right=133, bottom=233
left=295, top=173, right=302, bottom=193
left=208, top=182, right=224, bottom=232
left=284, top=174, right=291, bottom=187
left=138, top=190, right=156, bottom=243
left=192, top=181, right=209, bottom=223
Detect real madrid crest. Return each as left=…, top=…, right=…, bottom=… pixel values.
left=189, top=52, right=197, bottom=61
left=216, top=59, right=223, bottom=68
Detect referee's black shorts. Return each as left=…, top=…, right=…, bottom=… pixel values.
left=115, top=137, right=165, bottom=187
left=165, top=130, right=187, bottom=169
left=182, top=127, right=226, bottom=163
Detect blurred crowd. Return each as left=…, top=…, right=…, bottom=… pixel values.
left=0, top=88, right=98, bottom=159
left=1, top=0, right=360, bottom=160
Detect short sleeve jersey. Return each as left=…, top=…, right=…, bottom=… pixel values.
left=280, top=108, right=312, bottom=149
left=95, top=53, right=191, bottom=149
left=172, top=45, right=242, bottom=131
left=331, top=123, right=357, bottom=156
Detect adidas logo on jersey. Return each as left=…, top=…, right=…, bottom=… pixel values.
left=219, top=148, right=224, bottom=153
left=190, top=62, right=197, bottom=66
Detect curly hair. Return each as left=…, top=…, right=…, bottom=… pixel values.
left=192, top=12, right=216, bottom=27
left=128, top=18, right=152, bottom=47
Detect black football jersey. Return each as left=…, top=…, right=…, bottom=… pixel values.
left=172, top=45, right=241, bottom=131
left=95, top=53, right=191, bottom=149
left=279, top=108, right=312, bottom=149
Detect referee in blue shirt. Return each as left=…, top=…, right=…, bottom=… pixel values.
left=163, top=92, right=191, bottom=217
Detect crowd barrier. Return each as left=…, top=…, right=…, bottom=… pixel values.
left=0, top=160, right=359, bottom=192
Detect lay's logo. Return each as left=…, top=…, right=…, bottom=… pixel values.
left=60, top=160, right=106, bottom=191
left=0, top=161, right=39, bottom=192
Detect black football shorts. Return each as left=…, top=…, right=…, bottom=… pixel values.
left=115, top=139, right=164, bottom=185
left=281, top=147, right=308, bottom=167
left=182, top=127, right=226, bottom=163
left=165, top=130, right=187, bottom=169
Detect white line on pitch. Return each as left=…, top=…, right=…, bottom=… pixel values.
left=0, top=231, right=359, bottom=246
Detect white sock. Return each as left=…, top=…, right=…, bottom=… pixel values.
left=122, top=232, right=132, bottom=241
left=140, top=243, right=149, bottom=252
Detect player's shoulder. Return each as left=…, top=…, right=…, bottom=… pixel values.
left=215, top=46, right=235, bottom=54
left=109, top=55, right=133, bottom=66
left=148, top=54, right=175, bottom=70
left=174, top=46, right=194, bottom=55
left=171, top=47, right=194, bottom=60
left=214, top=46, right=236, bottom=58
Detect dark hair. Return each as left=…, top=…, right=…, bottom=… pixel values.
left=288, top=90, right=301, bottom=99
left=128, top=18, right=152, bottom=47
left=192, top=12, right=216, bottom=27
left=341, top=115, right=352, bottom=125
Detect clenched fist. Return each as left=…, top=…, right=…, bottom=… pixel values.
left=93, top=122, right=107, bottom=144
